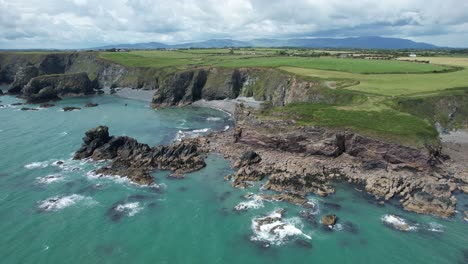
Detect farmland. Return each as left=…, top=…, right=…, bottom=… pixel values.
left=95, top=50, right=468, bottom=146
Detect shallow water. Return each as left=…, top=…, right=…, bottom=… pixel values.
left=1, top=85, right=467, bottom=264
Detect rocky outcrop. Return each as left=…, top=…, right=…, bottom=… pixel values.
left=8, top=65, right=39, bottom=94
left=74, top=126, right=206, bottom=185
left=321, top=214, right=337, bottom=226
left=84, top=102, right=98, bottom=107
left=200, top=105, right=465, bottom=218
left=22, top=72, right=95, bottom=103
left=63, top=107, right=81, bottom=112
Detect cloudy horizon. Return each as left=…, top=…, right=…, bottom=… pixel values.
left=1, top=0, right=467, bottom=49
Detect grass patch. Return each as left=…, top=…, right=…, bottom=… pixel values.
left=262, top=102, right=438, bottom=147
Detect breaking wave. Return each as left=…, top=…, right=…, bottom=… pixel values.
left=25, top=161, right=49, bottom=169
left=37, top=194, right=95, bottom=212
left=251, top=210, right=311, bottom=246
left=114, top=202, right=143, bottom=217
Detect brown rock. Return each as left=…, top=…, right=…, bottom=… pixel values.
left=321, top=214, right=337, bottom=226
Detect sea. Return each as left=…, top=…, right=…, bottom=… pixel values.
left=0, top=85, right=467, bottom=264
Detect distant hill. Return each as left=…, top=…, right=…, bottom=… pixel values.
left=92, top=36, right=439, bottom=50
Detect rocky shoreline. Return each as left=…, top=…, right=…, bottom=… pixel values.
left=71, top=102, right=468, bottom=219
left=190, top=104, right=467, bottom=218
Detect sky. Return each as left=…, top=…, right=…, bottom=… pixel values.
left=1, top=0, right=467, bottom=49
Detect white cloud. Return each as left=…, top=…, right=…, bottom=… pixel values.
left=0, top=0, right=467, bottom=48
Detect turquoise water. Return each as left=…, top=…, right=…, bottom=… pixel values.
left=1, top=85, right=467, bottom=264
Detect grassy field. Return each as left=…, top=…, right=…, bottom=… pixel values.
left=281, top=66, right=468, bottom=96
left=96, top=50, right=468, bottom=147
left=99, top=50, right=452, bottom=74
left=262, top=103, right=438, bottom=146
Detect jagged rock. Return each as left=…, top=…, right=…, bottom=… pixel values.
left=11, top=102, right=24, bottom=106
left=8, top=65, right=39, bottom=94
left=84, top=102, right=98, bottom=107
left=401, top=182, right=456, bottom=218
left=263, top=172, right=334, bottom=197
left=40, top=103, right=55, bottom=108
left=74, top=126, right=206, bottom=185
left=260, top=193, right=315, bottom=208
left=464, top=211, right=468, bottom=222
left=321, top=214, right=337, bottom=226
left=20, top=107, right=39, bottom=111
left=0, top=89, right=3, bottom=95
left=234, top=150, right=261, bottom=168
left=63, top=107, right=81, bottom=112
left=22, top=72, right=95, bottom=103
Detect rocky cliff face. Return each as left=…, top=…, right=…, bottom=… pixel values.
left=0, top=52, right=360, bottom=107
left=22, top=72, right=95, bottom=103
left=8, top=65, right=39, bottom=94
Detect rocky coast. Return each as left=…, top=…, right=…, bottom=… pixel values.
left=1, top=52, right=467, bottom=219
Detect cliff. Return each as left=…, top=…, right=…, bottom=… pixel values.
left=22, top=72, right=96, bottom=103
left=0, top=52, right=361, bottom=108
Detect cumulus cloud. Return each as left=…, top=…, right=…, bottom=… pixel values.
left=0, top=0, right=467, bottom=48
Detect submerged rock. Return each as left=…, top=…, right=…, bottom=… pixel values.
left=74, top=126, right=206, bottom=185
left=63, top=107, right=81, bottom=112
left=40, top=103, right=55, bottom=108
left=21, top=107, right=39, bottom=111
left=321, top=214, right=337, bottom=226
left=85, top=102, right=98, bottom=107
left=381, top=214, right=415, bottom=232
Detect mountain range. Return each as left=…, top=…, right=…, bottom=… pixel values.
left=93, top=36, right=439, bottom=50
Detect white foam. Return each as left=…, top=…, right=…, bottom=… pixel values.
left=235, top=195, right=264, bottom=211
left=332, top=223, right=343, bottom=231
left=427, top=222, right=444, bottom=232
left=251, top=211, right=311, bottom=246
left=381, top=214, right=417, bottom=231
left=25, top=161, right=49, bottom=169
left=115, top=202, right=143, bottom=217
left=59, top=132, right=68, bottom=137
left=206, top=117, right=222, bottom=121
left=38, top=194, right=95, bottom=211
left=36, top=174, right=64, bottom=184
left=174, top=128, right=211, bottom=141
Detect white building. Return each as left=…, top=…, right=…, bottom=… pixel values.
left=409, top=53, right=417, bottom=57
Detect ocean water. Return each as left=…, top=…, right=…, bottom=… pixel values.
left=1, top=85, right=467, bottom=264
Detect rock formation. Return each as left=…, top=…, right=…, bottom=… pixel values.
left=321, top=214, right=337, bottom=226
left=22, top=72, right=95, bottom=103
left=198, top=106, right=466, bottom=218
left=74, top=126, right=206, bottom=185
left=8, top=65, right=39, bottom=94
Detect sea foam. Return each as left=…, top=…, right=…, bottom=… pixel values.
left=235, top=195, right=264, bottom=211
left=36, top=174, right=64, bottom=184
left=25, top=161, right=49, bottom=169
left=37, top=194, right=95, bottom=212
left=251, top=211, right=311, bottom=246
left=381, top=214, right=417, bottom=231
left=114, top=202, right=143, bottom=217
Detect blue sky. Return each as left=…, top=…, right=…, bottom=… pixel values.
left=1, top=0, right=467, bottom=49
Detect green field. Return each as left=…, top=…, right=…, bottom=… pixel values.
left=99, top=50, right=453, bottom=74
left=96, top=50, right=468, bottom=147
